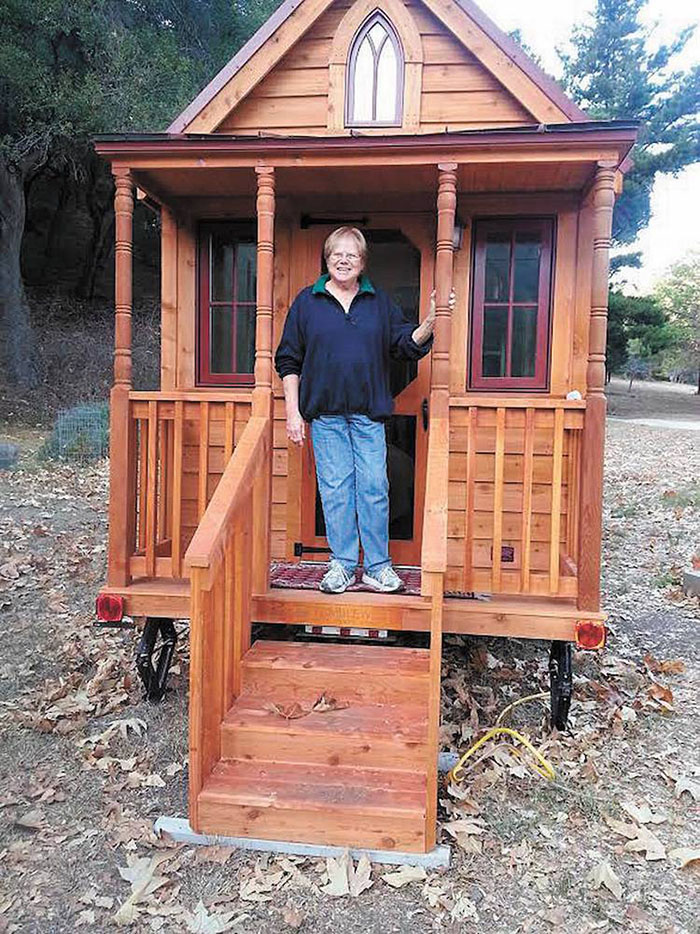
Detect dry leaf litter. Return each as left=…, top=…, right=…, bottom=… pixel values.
left=0, top=413, right=698, bottom=933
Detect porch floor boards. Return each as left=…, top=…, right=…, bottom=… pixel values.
left=102, top=564, right=598, bottom=641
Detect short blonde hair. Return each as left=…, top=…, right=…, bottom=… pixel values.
left=323, top=227, right=367, bottom=262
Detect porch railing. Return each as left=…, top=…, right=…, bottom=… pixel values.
left=446, top=398, right=585, bottom=598
left=114, top=391, right=252, bottom=585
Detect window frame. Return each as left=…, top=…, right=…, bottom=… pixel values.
left=469, top=217, right=556, bottom=391
left=197, top=221, right=257, bottom=387
left=345, top=12, right=404, bottom=128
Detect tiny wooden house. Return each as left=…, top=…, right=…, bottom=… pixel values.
left=96, top=0, right=637, bottom=854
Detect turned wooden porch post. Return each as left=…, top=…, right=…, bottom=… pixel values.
left=107, top=167, right=136, bottom=587
left=423, top=163, right=457, bottom=850
left=577, top=163, right=616, bottom=612
left=252, top=166, right=275, bottom=593
left=432, top=163, right=458, bottom=400
left=252, top=166, right=275, bottom=412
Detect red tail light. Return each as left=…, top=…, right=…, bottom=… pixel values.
left=96, top=593, right=124, bottom=622
left=575, top=620, right=606, bottom=650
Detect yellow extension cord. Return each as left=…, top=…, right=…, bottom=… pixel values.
left=448, top=691, right=556, bottom=784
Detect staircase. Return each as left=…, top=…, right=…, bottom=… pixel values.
left=195, top=640, right=432, bottom=852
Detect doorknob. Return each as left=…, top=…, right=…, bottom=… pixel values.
left=422, top=398, right=429, bottom=431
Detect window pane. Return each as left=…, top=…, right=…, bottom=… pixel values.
left=235, top=310, right=256, bottom=374
left=368, top=22, right=387, bottom=48
left=211, top=236, right=233, bottom=301
left=482, top=306, right=508, bottom=377
left=352, top=37, right=374, bottom=122
left=376, top=37, right=398, bottom=121
left=236, top=241, right=257, bottom=302
left=511, top=306, right=538, bottom=377
left=484, top=238, right=510, bottom=302
left=513, top=236, right=542, bottom=303
left=210, top=307, right=233, bottom=374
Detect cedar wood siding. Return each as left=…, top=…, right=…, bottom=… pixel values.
left=217, top=0, right=534, bottom=135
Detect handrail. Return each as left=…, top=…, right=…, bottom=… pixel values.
left=187, top=412, right=271, bottom=832
left=185, top=416, right=269, bottom=585
left=129, top=390, right=253, bottom=403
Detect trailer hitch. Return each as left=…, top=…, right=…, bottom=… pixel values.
left=135, top=618, right=178, bottom=702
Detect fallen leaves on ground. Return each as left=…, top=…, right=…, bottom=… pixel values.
left=587, top=861, right=623, bottom=899
left=321, top=853, right=373, bottom=897
left=668, top=848, right=700, bottom=869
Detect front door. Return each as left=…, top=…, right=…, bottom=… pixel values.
left=297, top=217, right=433, bottom=566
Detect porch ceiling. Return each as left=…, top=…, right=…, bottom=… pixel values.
left=134, top=159, right=596, bottom=207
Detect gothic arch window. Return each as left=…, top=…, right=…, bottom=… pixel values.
left=346, top=12, right=404, bottom=127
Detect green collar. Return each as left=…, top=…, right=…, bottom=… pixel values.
left=311, top=273, right=375, bottom=295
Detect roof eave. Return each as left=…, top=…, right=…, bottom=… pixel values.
left=95, top=121, right=639, bottom=163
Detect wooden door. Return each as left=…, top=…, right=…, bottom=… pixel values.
left=296, top=216, right=434, bottom=566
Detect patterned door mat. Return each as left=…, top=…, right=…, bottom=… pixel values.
left=269, top=562, right=479, bottom=599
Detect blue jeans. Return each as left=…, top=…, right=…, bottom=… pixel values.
left=311, top=415, right=391, bottom=575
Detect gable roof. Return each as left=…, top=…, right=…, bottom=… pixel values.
left=167, top=0, right=587, bottom=134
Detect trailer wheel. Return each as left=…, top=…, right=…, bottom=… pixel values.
left=549, top=640, right=573, bottom=730
left=136, top=618, right=178, bottom=702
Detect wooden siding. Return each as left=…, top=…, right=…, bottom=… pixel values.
left=217, top=0, right=533, bottom=136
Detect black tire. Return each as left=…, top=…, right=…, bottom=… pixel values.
left=549, top=640, right=573, bottom=730
left=136, top=618, right=178, bottom=702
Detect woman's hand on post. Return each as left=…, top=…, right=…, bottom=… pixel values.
left=413, top=288, right=456, bottom=345
left=287, top=410, right=306, bottom=446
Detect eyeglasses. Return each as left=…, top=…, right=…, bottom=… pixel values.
left=329, top=252, right=361, bottom=263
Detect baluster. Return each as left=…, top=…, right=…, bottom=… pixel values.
left=463, top=406, right=477, bottom=592
left=198, top=402, right=210, bottom=519
left=145, top=400, right=158, bottom=578
left=567, top=430, right=581, bottom=564
left=224, top=402, right=235, bottom=462
left=549, top=407, right=565, bottom=593
left=491, top=407, right=505, bottom=592
left=223, top=532, right=235, bottom=709
left=137, top=418, right=149, bottom=554
left=157, top=414, right=167, bottom=544
left=520, top=408, right=535, bottom=593
left=171, top=400, right=184, bottom=577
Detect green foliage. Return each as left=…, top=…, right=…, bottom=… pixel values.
left=654, top=251, right=700, bottom=385
left=606, top=290, right=675, bottom=375
left=0, top=0, right=282, bottom=162
left=561, top=0, right=700, bottom=246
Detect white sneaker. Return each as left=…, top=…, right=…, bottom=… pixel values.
left=320, top=561, right=354, bottom=594
left=362, top=566, right=404, bottom=593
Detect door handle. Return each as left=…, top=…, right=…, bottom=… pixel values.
left=422, top=398, right=429, bottom=431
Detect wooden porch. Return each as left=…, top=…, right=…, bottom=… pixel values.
left=100, top=391, right=585, bottom=638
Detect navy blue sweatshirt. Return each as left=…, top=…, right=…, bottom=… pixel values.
left=274, top=274, right=433, bottom=422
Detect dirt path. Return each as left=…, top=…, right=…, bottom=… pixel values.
left=0, top=420, right=698, bottom=934
left=607, top=377, right=700, bottom=421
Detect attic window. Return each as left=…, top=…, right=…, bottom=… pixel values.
left=346, top=13, right=403, bottom=126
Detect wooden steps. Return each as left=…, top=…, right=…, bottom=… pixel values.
left=196, top=640, right=432, bottom=851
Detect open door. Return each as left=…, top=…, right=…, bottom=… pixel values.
left=295, top=216, right=434, bottom=566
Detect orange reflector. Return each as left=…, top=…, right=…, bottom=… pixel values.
left=96, top=593, right=124, bottom=622
left=575, top=620, right=606, bottom=650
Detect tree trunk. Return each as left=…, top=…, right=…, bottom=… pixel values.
left=77, top=156, right=114, bottom=300
left=0, top=157, right=34, bottom=388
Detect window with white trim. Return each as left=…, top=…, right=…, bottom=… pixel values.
left=346, top=13, right=403, bottom=127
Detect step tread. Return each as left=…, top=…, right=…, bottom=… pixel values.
left=202, top=759, right=426, bottom=813
left=224, top=695, right=428, bottom=742
left=242, top=640, right=430, bottom=676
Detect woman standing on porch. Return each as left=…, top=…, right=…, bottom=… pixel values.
left=275, top=226, right=439, bottom=595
